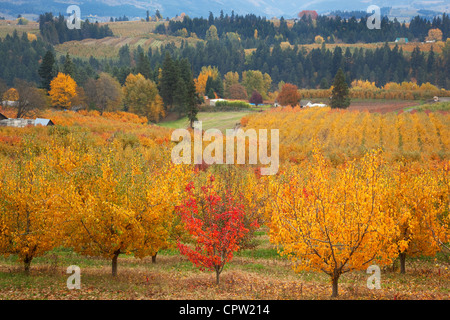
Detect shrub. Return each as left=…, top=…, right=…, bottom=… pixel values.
left=215, top=100, right=251, bottom=109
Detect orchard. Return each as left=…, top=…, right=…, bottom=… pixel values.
left=0, top=108, right=449, bottom=299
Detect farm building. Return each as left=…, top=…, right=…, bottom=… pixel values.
left=301, top=100, right=327, bottom=108
left=395, top=38, right=409, bottom=44
left=0, top=118, right=54, bottom=128
left=305, top=102, right=327, bottom=108
left=35, top=118, right=55, bottom=126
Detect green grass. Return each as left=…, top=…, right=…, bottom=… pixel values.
left=236, top=248, right=281, bottom=259
left=157, top=116, right=189, bottom=129
left=409, top=101, right=450, bottom=112
left=158, top=111, right=251, bottom=132
left=1, top=243, right=449, bottom=299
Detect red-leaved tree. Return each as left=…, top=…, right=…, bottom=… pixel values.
left=249, top=90, right=263, bottom=106
left=176, top=176, right=250, bottom=285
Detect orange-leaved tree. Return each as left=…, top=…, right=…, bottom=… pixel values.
left=269, top=149, right=399, bottom=297
left=49, top=72, right=78, bottom=109
left=277, top=83, right=301, bottom=106
left=426, top=28, right=443, bottom=41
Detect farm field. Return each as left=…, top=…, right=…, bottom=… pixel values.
left=0, top=108, right=448, bottom=301
left=55, top=33, right=203, bottom=59
left=301, top=99, right=423, bottom=114
left=298, top=41, right=443, bottom=54
left=104, top=20, right=162, bottom=37
left=242, top=106, right=450, bottom=163
left=157, top=100, right=429, bottom=134
left=0, top=19, right=39, bottom=39
left=347, top=100, right=422, bottom=113
left=158, top=111, right=252, bottom=131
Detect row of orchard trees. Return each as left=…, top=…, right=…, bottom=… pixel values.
left=0, top=127, right=267, bottom=279
left=296, top=80, right=450, bottom=101
left=0, top=127, right=448, bottom=297
left=241, top=106, right=450, bottom=164
left=0, top=136, right=193, bottom=276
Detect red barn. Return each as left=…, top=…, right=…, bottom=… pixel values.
left=298, top=10, right=318, bottom=20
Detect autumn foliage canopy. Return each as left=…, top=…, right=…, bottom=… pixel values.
left=176, top=176, right=253, bottom=284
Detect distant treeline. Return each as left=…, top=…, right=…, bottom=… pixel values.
left=64, top=38, right=450, bottom=91
left=164, top=12, right=449, bottom=46
left=0, top=31, right=97, bottom=87
left=1, top=11, right=450, bottom=93
left=39, top=12, right=113, bottom=45
left=1, top=27, right=449, bottom=91
left=110, top=15, right=130, bottom=22
left=124, top=40, right=449, bottom=90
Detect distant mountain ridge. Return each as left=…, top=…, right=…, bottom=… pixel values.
left=0, top=0, right=448, bottom=21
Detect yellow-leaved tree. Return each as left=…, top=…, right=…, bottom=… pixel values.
left=2, top=88, right=19, bottom=101
left=54, top=140, right=192, bottom=276
left=123, top=73, right=164, bottom=123
left=194, top=66, right=219, bottom=96
left=269, top=149, right=399, bottom=297
left=131, top=158, right=192, bottom=262
left=387, top=162, right=449, bottom=273
left=62, top=147, right=144, bottom=277
left=0, top=155, right=64, bottom=274
left=433, top=161, right=450, bottom=257
left=49, top=72, right=78, bottom=109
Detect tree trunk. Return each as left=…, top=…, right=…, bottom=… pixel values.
left=215, top=268, right=220, bottom=285
left=331, top=272, right=340, bottom=298
left=399, top=252, right=406, bottom=274
left=23, top=256, right=32, bottom=275
left=112, top=250, right=120, bottom=277
left=152, top=252, right=158, bottom=264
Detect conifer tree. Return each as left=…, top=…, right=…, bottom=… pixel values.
left=38, top=50, right=56, bottom=91
left=179, top=60, right=199, bottom=128
left=330, top=68, right=350, bottom=109
left=136, top=51, right=152, bottom=79
left=63, top=53, right=76, bottom=79
left=159, top=53, right=177, bottom=110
